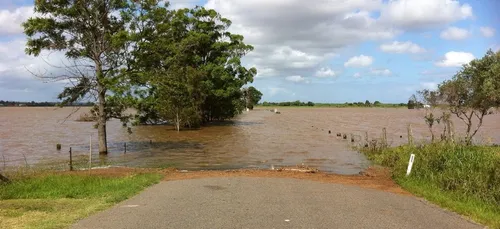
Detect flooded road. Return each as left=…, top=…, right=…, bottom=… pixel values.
left=1, top=107, right=499, bottom=174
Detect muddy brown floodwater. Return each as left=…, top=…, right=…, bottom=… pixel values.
left=1, top=107, right=499, bottom=174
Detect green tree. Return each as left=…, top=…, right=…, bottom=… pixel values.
left=365, top=100, right=371, bottom=106
left=373, top=101, right=381, bottom=106
left=407, top=94, right=417, bottom=109
left=437, top=49, right=500, bottom=144
left=23, top=0, right=133, bottom=154
left=243, top=86, right=263, bottom=110
left=131, top=4, right=256, bottom=128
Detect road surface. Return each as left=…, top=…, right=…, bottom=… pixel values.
left=72, top=177, right=482, bottom=229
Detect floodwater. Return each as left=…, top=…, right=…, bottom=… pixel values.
left=1, top=107, right=499, bottom=174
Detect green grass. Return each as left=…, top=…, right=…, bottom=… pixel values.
left=0, top=173, right=162, bottom=229
left=362, top=143, right=500, bottom=228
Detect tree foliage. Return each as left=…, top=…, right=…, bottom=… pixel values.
left=419, top=49, right=500, bottom=144
left=129, top=3, right=257, bottom=130
left=24, top=1, right=262, bottom=139
left=23, top=0, right=134, bottom=154
left=439, top=50, right=500, bottom=144
left=243, top=86, right=263, bottom=110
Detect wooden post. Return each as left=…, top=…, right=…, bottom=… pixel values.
left=408, top=124, right=414, bottom=146
left=365, top=132, right=369, bottom=145
left=69, top=147, right=73, bottom=171
left=89, top=135, right=92, bottom=172
left=382, top=128, right=388, bottom=148
left=124, top=143, right=127, bottom=153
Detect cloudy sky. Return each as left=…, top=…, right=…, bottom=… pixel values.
left=0, top=0, right=498, bottom=103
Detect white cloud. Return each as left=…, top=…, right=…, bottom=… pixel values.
left=315, top=67, right=338, bottom=78
left=344, top=55, right=373, bottom=68
left=160, top=0, right=200, bottom=10
left=380, top=0, right=473, bottom=29
left=440, top=27, right=470, bottom=40
left=492, top=44, right=500, bottom=52
left=420, top=82, right=439, bottom=90
left=268, top=46, right=324, bottom=69
left=480, top=26, right=495, bottom=38
left=420, top=69, right=455, bottom=79
left=435, top=51, right=475, bottom=67
left=267, top=87, right=288, bottom=97
left=0, top=6, right=33, bottom=35
left=204, top=0, right=397, bottom=81
left=370, top=68, right=392, bottom=76
left=285, top=75, right=308, bottom=83
left=353, top=72, right=361, bottom=78
left=380, top=41, right=426, bottom=54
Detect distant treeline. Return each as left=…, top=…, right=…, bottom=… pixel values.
left=260, top=100, right=407, bottom=107
left=0, top=100, right=94, bottom=107
left=261, top=101, right=315, bottom=107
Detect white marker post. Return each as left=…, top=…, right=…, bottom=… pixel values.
left=406, top=154, right=415, bottom=176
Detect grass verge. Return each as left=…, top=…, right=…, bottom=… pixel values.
left=0, top=172, right=162, bottom=229
left=362, top=143, right=500, bottom=228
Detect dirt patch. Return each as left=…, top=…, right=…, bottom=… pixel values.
left=59, top=166, right=407, bottom=195
left=162, top=166, right=409, bottom=196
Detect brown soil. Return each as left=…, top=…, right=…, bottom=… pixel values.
left=65, top=166, right=408, bottom=196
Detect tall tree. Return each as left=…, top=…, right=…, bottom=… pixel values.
left=243, top=86, right=263, bottom=110
left=23, top=0, right=133, bottom=154
left=407, top=94, right=418, bottom=109
left=131, top=4, right=257, bottom=128
left=437, top=49, right=500, bottom=144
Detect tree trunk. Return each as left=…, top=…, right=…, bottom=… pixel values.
left=465, top=114, right=473, bottom=145
left=175, top=110, right=180, bottom=132
left=447, top=119, right=454, bottom=143
left=96, top=64, right=108, bottom=155
left=429, top=127, right=435, bottom=143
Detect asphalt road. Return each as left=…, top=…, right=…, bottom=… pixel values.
left=72, top=177, right=483, bottom=229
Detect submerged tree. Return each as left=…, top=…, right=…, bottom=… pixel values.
left=243, top=86, right=263, bottom=110
left=438, top=50, right=500, bottom=144
left=23, top=0, right=133, bottom=154
left=407, top=94, right=417, bottom=109
left=131, top=4, right=257, bottom=129
left=418, top=89, right=443, bottom=143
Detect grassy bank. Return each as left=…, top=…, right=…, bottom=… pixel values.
left=363, top=143, right=500, bottom=228
left=0, top=171, right=162, bottom=229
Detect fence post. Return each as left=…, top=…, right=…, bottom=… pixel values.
left=89, top=135, right=92, bottom=172
left=69, top=147, right=73, bottom=171
left=408, top=124, right=414, bottom=146
left=124, top=142, right=127, bottom=153
left=382, top=127, right=388, bottom=148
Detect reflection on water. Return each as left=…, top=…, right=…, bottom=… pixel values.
left=1, top=107, right=499, bottom=174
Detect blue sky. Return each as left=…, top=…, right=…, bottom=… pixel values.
left=0, top=0, right=498, bottom=103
